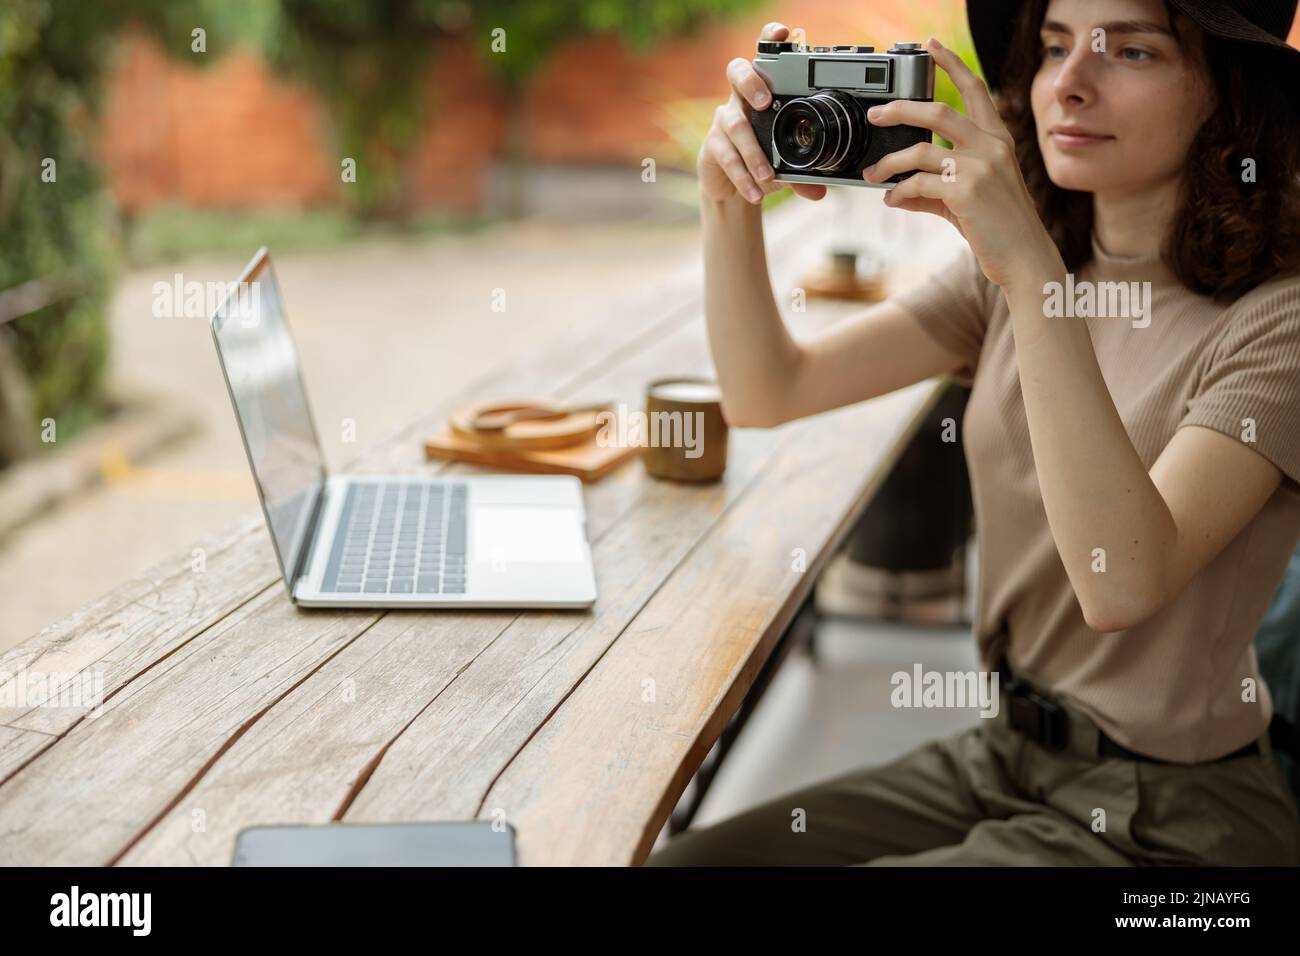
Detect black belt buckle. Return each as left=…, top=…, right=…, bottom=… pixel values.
left=1007, top=683, right=1069, bottom=753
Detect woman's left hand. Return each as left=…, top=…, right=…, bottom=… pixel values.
left=863, top=37, right=1060, bottom=292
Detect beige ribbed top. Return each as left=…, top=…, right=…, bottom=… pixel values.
left=893, top=236, right=1300, bottom=762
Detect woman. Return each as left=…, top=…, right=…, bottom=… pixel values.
left=649, top=0, right=1300, bottom=866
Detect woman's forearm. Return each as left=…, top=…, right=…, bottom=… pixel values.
left=1003, top=255, right=1179, bottom=632
left=701, top=196, right=803, bottom=427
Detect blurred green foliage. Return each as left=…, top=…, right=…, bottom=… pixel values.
left=0, top=0, right=225, bottom=457
left=272, top=0, right=762, bottom=218
left=270, top=0, right=449, bottom=220
left=473, top=0, right=762, bottom=89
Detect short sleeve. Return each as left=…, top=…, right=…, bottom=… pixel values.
left=1180, top=281, right=1300, bottom=485
left=890, top=241, right=996, bottom=386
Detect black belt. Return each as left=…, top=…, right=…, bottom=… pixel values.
left=995, top=654, right=1260, bottom=765
left=1096, top=731, right=1258, bottom=764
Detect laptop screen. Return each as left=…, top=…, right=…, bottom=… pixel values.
left=210, top=250, right=326, bottom=589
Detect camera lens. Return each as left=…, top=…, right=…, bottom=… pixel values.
left=772, top=91, right=868, bottom=173
left=773, top=102, right=826, bottom=168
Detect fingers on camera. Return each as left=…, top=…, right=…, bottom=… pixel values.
left=712, top=135, right=763, bottom=203
left=718, top=107, right=772, bottom=187
left=734, top=136, right=774, bottom=186
left=726, top=58, right=771, bottom=110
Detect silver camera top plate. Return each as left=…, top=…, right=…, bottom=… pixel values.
left=753, top=40, right=935, bottom=101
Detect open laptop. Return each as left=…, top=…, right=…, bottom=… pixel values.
left=209, top=247, right=597, bottom=609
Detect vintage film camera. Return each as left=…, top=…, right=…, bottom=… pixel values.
left=749, top=40, right=936, bottom=188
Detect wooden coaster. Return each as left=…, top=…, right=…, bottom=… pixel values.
left=448, top=399, right=601, bottom=450
left=801, top=250, right=886, bottom=303
left=424, top=428, right=641, bottom=483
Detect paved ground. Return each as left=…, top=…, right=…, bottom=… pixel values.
left=0, top=218, right=703, bottom=651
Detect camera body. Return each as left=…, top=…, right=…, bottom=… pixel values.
left=749, top=40, right=936, bottom=189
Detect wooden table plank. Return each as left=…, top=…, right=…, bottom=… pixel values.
left=0, top=518, right=275, bottom=738
left=475, top=381, right=944, bottom=866
left=0, top=725, right=55, bottom=786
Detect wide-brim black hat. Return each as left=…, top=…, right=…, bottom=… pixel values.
left=968, top=0, right=1300, bottom=92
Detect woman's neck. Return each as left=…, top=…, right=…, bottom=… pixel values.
left=1091, top=179, right=1181, bottom=259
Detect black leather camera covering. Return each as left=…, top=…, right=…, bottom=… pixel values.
left=750, top=106, right=933, bottom=185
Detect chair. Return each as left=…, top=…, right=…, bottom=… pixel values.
left=1259, top=540, right=1300, bottom=797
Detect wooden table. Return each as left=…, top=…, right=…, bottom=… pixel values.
left=0, top=198, right=949, bottom=866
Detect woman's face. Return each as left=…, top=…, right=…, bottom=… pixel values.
left=1031, top=0, right=1214, bottom=197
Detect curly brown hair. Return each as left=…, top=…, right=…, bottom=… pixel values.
left=997, top=0, right=1300, bottom=303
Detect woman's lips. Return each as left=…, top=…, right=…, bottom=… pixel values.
left=1050, top=127, right=1115, bottom=148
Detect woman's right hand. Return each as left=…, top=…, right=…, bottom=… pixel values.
left=698, top=22, right=827, bottom=205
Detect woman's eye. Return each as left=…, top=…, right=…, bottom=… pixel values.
left=1119, top=47, right=1153, bottom=62
left=1042, top=44, right=1068, bottom=59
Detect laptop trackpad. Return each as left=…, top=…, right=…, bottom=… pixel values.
left=473, top=505, right=586, bottom=564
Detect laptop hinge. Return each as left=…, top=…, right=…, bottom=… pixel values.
left=291, top=477, right=330, bottom=596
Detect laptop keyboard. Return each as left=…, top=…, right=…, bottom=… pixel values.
left=321, top=481, right=467, bottom=595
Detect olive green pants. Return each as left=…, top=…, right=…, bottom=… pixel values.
left=647, top=686, right=1300, bottom=866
